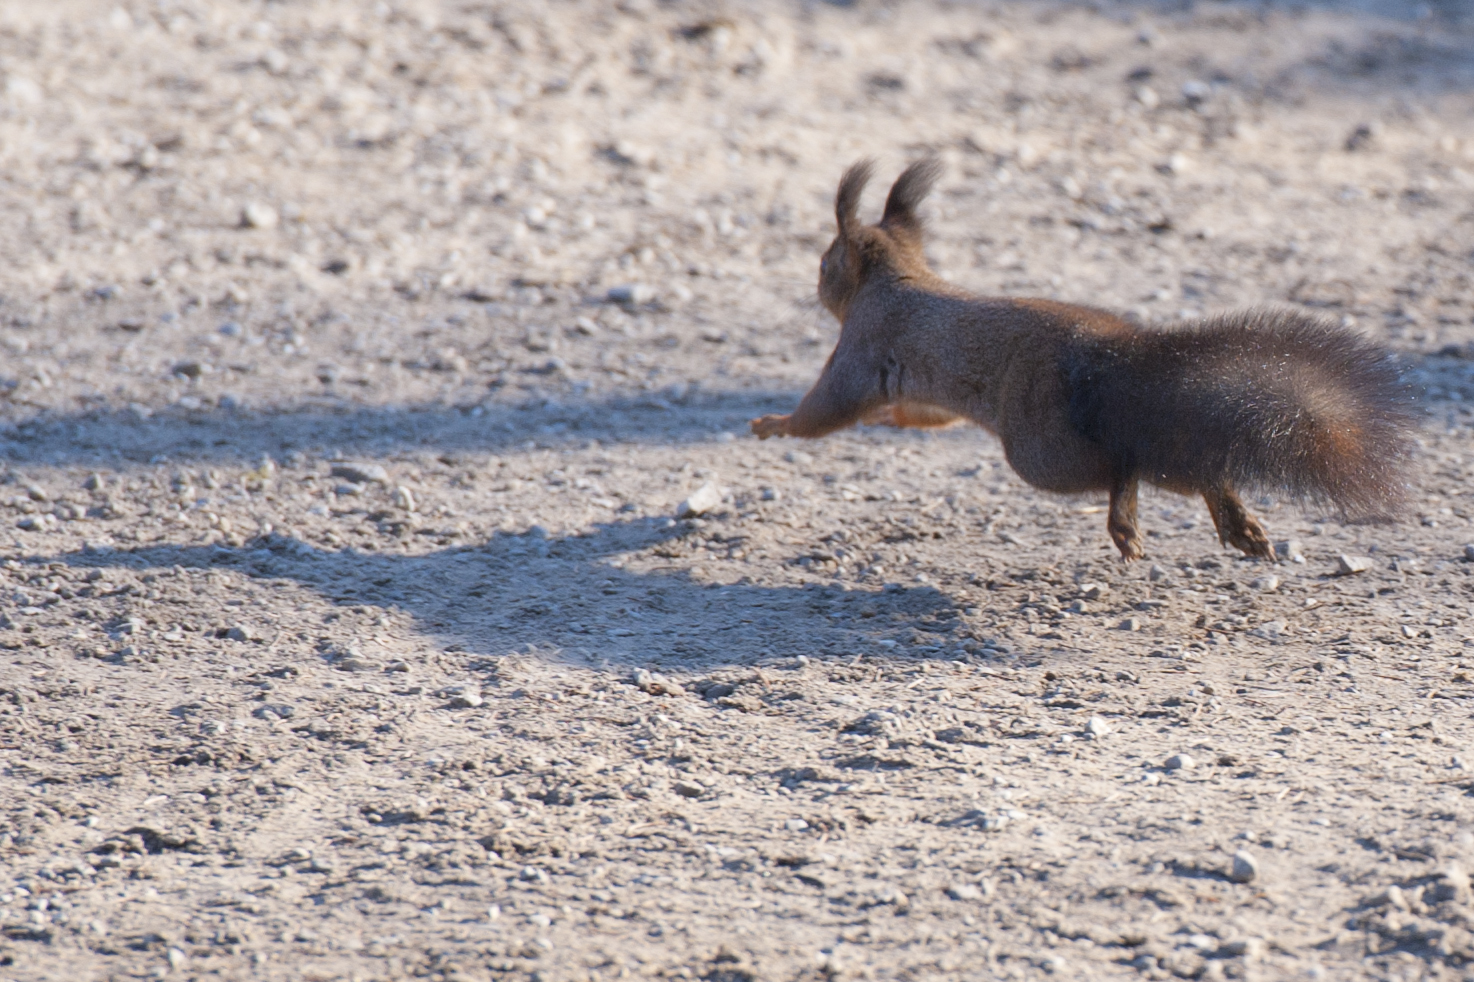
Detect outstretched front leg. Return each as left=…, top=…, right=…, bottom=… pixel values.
left=1202, top=486, right=1274, bottom=559
left=1108, top=474, right=1146, bottom=561
left=751, top=351, right=883, bottom=440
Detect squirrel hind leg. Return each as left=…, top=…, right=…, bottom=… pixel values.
left=1203, top=487, right=1274, bottom=560
left=861, top=403, right=965, bottom=430
left=1107, top=477, right=1146, bottom=562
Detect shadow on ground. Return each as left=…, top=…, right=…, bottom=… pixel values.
left=28, top=518, right=966, bottom=671
left=0, top=389, right=801, bottom=469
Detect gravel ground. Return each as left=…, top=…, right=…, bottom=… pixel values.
left=3, top=1, right=1474, bottom=980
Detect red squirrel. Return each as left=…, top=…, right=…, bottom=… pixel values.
left=751, top=159, right=1417, bottom=561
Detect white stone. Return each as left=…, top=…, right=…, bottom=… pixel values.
left=677, top=482, right=722, bottom=518
left=330, top=462, right=389, bottom=485
left=1275, top=540, right=1304, bottom=562
left=1229, top=850, right=1258, bottom=883
left=242, top=202, right=279, bottom=230
left=607, top=283, right=654, bottom=305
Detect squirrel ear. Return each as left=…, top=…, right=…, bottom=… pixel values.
left=881, top=156, right=942, bottom=237
left=835, top=159, right=875, bottom=239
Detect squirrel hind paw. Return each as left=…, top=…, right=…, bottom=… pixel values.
left=1114, top=542, right=1146, bottom=563
left=1223, top=524, right=1273, bottom=559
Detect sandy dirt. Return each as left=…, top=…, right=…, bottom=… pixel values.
left=3, top=1, right=1474, bottom=980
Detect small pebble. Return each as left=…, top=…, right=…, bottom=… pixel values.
left=1148, top=564, right=1169, bottom=582
left=448, top=691, right=485, bottom=709
left=1431, top=863, right=1472, bottom=903
left=1464, top=543, right=1474, bottom=562
left=1346, top=122, right=1377, bottom=151
left=1181, top=79, right=1211, bottom=106
left=1249, top=575, right=1279, bottom=592
left=1085, top=716, right=1111, bottom=738
left=331, top=462, right=389, bottom=485
left=225, top=624, right=255, bottom=642
left=1382, top=884, right=1410, bottom=910
left=242, top=202, right=279, bottom=229
left=1119, top=617, right=1143, bottom=631
left=1336, top=555, right=1374, bottom=575
left=392, top=486, right=416, bottom=512
left=1217, top=937, right=1265, bottom=959
left=1081, top=582, right=1107, bottom=601
left=1256, top=620, right=1288, bottom=638
left=633, top=669, right=685, bottom=697
left=784, top=818, right=809, bottom=832
left=945, top=883, right=984, bottom=901
left=1229, top=850, right=1258, bottom=883
left=676, top=482, right=722, bottom=518
left=1275, top=540, right=1305, bottom=563
left=784, top=450, right=814, bottom=466
left=607, top=283, right=654, bottom=305
left=1165, top=753, right=1195, bottom=771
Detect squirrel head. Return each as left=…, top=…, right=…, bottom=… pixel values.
left=818, top=157, right=942, bottom=320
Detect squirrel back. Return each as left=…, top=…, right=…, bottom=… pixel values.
left=752, top=159, right=1418, bottom=558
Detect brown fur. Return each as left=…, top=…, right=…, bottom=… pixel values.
left=752, top=160, right=1418, bottom=560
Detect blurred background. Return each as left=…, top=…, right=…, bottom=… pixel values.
left=0, top=0, right=1470, bottom=437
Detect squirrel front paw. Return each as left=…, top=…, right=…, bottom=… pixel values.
left=750, top=414, right=791, bottom=440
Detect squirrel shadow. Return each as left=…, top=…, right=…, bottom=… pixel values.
left=0, top=389, right=799, bottom=471
left=28, top=518, right=972, bottom=673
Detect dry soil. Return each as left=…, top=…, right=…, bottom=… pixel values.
left=4, top=2, right=1474, bottom=981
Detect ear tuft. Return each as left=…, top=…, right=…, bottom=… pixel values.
left=881, top=156, right=942, bottom=237
left=835, top=159, right=875, bottom=238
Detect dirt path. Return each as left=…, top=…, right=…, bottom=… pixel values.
left=3, top=2, right=1474, bottom=980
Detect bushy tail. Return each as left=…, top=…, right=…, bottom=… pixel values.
left=1063, top=309, right=1418, bottom=518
